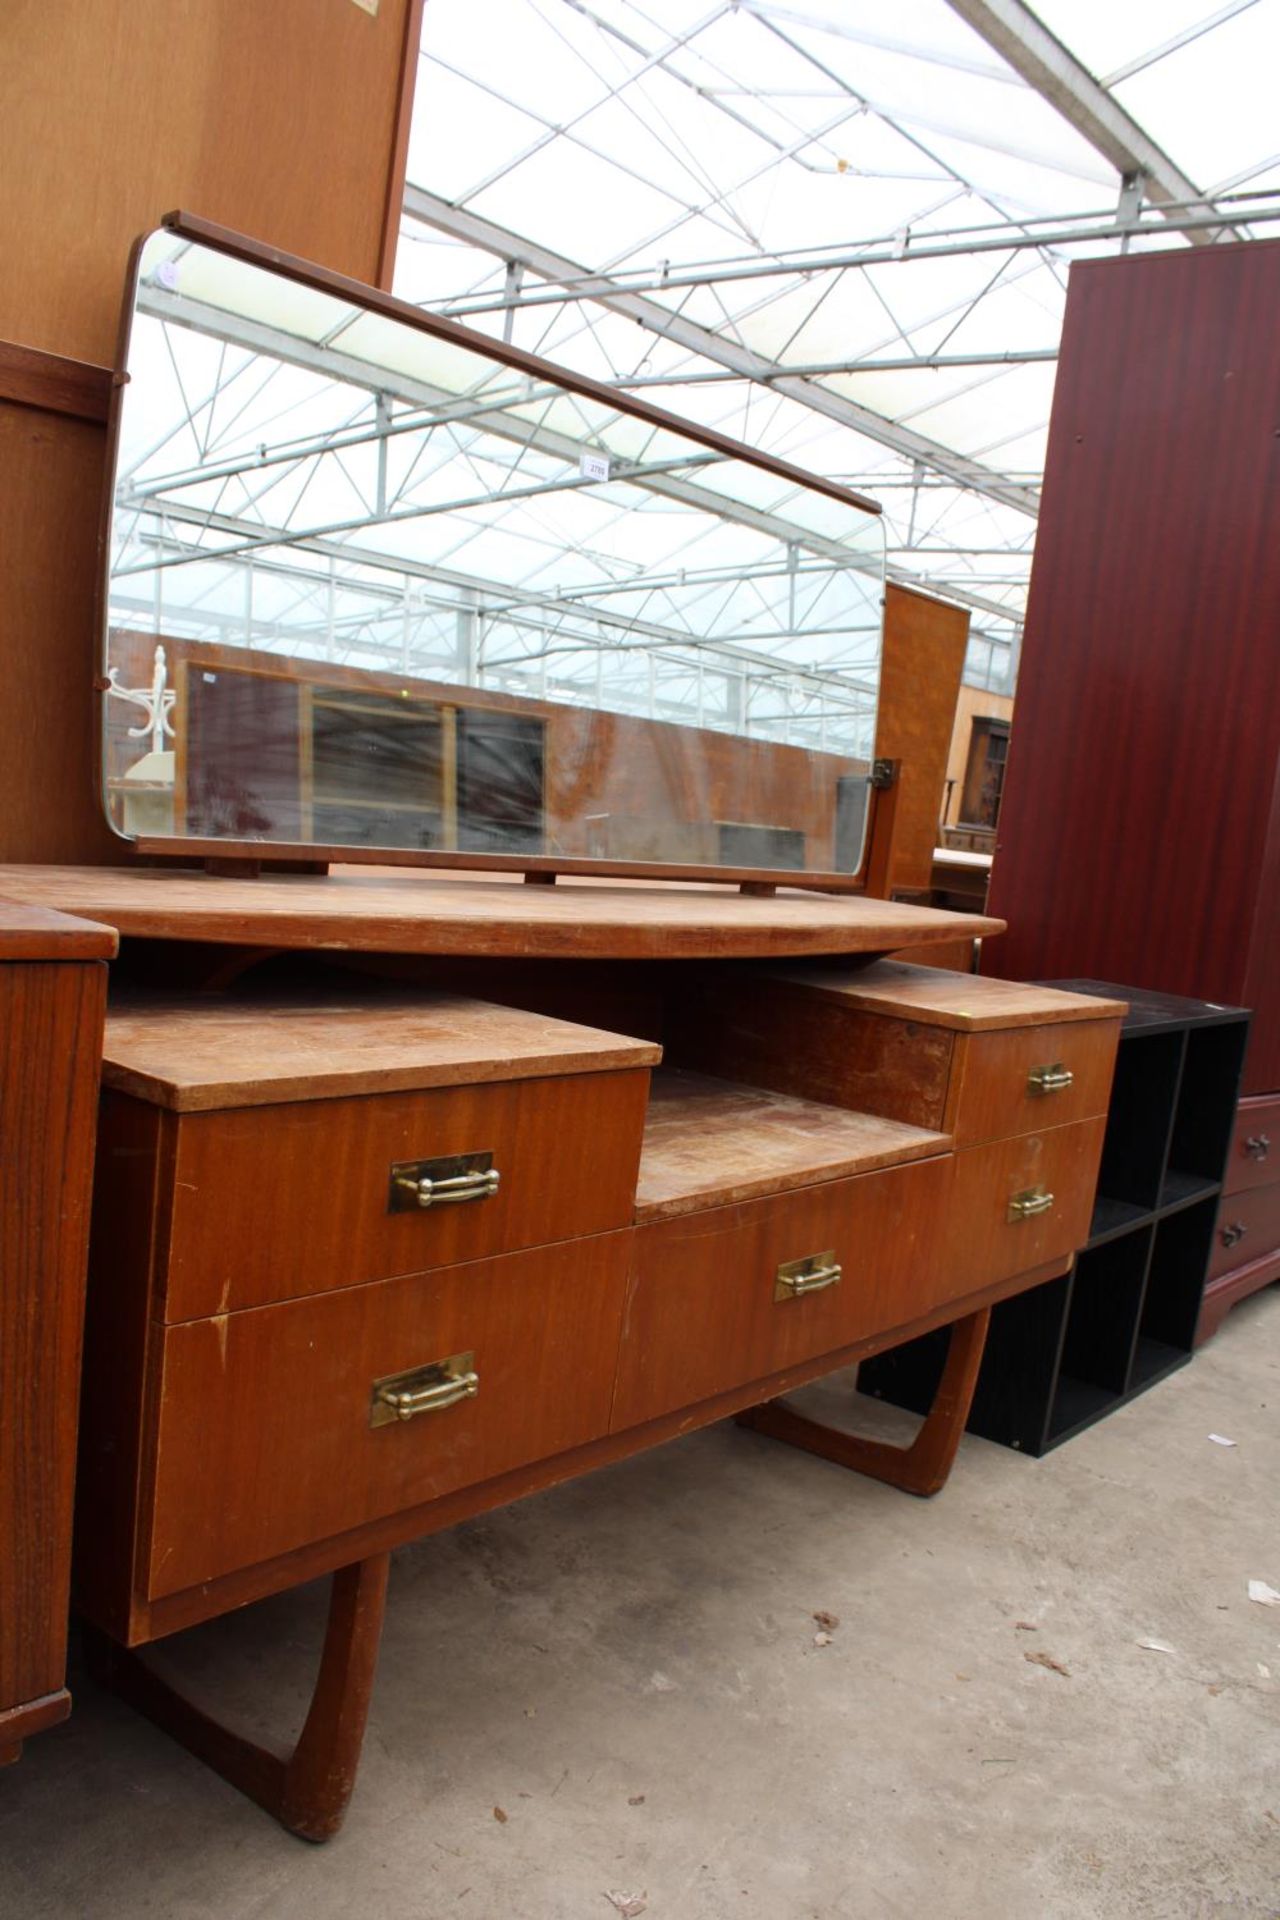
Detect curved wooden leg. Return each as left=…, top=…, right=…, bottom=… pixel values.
left=736, top=1308, right=991, bottom=1498
left=83, top=1552, right=390, bottom=1842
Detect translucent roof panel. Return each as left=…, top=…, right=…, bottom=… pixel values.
left=397, top=0, right=1280, bottom=694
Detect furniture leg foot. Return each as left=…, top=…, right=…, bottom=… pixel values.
left=736, top=1307, right=991, bottom=1497
left=0, top=1741, right=22, bottom=1767
left=82, top=1552, right=391, bottom=1842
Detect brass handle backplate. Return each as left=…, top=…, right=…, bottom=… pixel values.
left=370, top=1351, right=478, bottom=1427
left=1027, top=1063, right=1074, bottom=1096
left=1008, top=1186, right=1054, bottom=1222
left=1244, top=1133, right=1271, bottom=1162
left=775, top=1250, right=842, bottom=1301
left=389, top=1151, right=499, bottom=1212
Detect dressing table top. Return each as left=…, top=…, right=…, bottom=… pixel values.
left=0, top=865, right=1002, bottom=963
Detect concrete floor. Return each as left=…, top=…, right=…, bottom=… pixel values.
left=2, top=1290, right=1278, bottom=1920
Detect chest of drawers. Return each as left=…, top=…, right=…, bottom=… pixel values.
left=74, top=961, right=1120, bottom=1838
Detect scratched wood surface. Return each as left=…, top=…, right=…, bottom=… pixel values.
left=0, top=864, right=1003, bottom=961
left=102, top=989, right=660, bottom=1110
left=635, top=1070, right=948, bottom=1221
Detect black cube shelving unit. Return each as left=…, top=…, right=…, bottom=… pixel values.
left=859, top=983, right=1249, bottom=1455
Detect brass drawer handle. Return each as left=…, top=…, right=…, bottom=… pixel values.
left=1243, top=1133, right=1271, bottom=1162
left=370, top=1351, right=478, bottom=1427
left=775, top=1250, right=842, bottom=1301
left=389, top=1151, right=499, bottom=1212
left=1008, top=1186, right=1054, bottom=1221
left=1027, top=1063, right=1074, bottom=1096
left=1220, top=1221, right=1248, bottom=1250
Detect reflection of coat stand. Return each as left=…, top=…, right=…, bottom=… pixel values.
left=105, top=644, right=176, bottom=836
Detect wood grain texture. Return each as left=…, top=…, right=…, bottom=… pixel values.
left=873, top=584, right=969, bottom=896
left=85, top=1551, right=390, bottom=1842
left=666, top=973, right=956, bottom=1131
left=948, top=1118, right=1107, bottom=1291
left=114, top=1256, right=1070, bottom=1645
left=737, top=1304, right=991, bottom=1498
left=141, top=1233, right=634, bottom=1600
left=0, top=341, right=113, bottom=422
left=769, top=961, right=1126, bottom=1031
left=634, top=1070, right=949, bottom=1221
left=0, top=958, right=108, bottom=1729
left=983, top=239, right=1280, bottom=1095
left=0, top=0, right=421, bottom=865
left=117, top=1067, right=652, bottom=1321
left=945, top=1019, right=1121, bottom=1147
left=616, top=1156, right=953, bottom=1429
left=130, top=632, right=872, bottom=878
left=0, top=0, right=417, bottom=364
left=0, top=864, right=1002, bottom=960
left=103, top=989, right=660, bottom=1111
left=0, top=405, right=124, bottom=865
left=1223, top=1094, right=1280, bottom=1196
left=1207, top=1181, right=1280, bottom=1283
left=0, top=900, right=116, bottom=960
left=1197, top=1248, right=1280, bottom=1344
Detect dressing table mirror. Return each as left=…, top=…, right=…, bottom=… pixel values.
left=101, top=214, right=889, bottom=886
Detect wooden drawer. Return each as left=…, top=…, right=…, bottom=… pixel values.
left=1223, top=1095, right=1280, bottom=1196
left=150, top=1068, right=650, bottom=1319
left=140, top=1231, right=632, bottom=1600
left=948, top=1117, right=1106, bottom=1290
left=947, top=1019, right=1119, bottom=1147
left=1209, top=1180, right=1280, bottom=1281
left=612, top=1153, right=952, bottom=1432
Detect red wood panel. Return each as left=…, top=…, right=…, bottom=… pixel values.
left=986, top=239, right=1280, bottom=1093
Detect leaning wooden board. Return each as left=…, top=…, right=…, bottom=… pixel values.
left=73, top=965, right=1122, bottom=1838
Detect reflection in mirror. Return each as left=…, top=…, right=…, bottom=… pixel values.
left=104, top=225, right=886, bottom=877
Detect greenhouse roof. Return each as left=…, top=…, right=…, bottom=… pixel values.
left=396, top=0, right=1280, bottom=692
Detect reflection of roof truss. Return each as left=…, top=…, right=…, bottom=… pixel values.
left=403, top=186, right=1042, bottom=521
left=133, top=285, right=896, bottom=590
left=119, top=504, right=881, bottom=699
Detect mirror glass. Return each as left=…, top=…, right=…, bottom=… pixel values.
left=103, top=227, right=885, bottom=877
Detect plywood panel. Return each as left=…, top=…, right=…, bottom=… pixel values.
left=985, top=239, right=1280, bottom=1095
left=0, top=0, right=422, bottom=863
left=0, top=0, right=419, bottom=364
left=0, top=405, right=122, bottom=864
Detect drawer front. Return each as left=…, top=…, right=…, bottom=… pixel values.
left=143, top=1231, right=632, bottom=1599
left=948, top=1019, right=1119, bottom=1147
left=612, top=1154, right=952, bottom=1432
left=1209, top=1180, right=1280, bottom=1281
left=948, top=1117, right=1106, bottom=1290
left=1223, top=1095, right=1280, bottom=1196
left=163, top=1067, right=650, bottom=1319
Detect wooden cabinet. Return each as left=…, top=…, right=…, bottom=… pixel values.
left=983, top=236, right=1280, bottom=1335
left=0, top=868, right=1114, bottom=1838
left=0, top=902, right=115, bottom=1765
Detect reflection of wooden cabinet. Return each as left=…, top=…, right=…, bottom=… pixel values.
left=173, top=658, right=545, bottom=855
left=310, top=690, right=446, bottom=850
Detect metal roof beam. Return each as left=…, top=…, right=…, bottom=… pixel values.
left=403, top=186, right=1042, bottom=519
left=943, top=0, right=1233, bottom=241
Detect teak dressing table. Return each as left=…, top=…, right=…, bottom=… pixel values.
left=0, top=863, right=1123, bottom=1839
